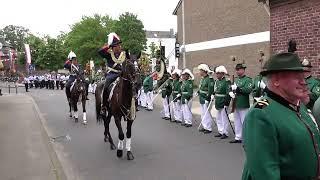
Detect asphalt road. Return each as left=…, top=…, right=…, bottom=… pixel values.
left=29, top=88, right=244, bottom=180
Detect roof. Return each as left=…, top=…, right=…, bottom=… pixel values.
left=173, top=0, right=182, bottom=15
left=145, top=30, right=175, bottom=39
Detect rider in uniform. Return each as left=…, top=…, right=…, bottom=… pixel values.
left=64, top=51, right=79, bottom=97
left=98, top=32, right=127, bottom=115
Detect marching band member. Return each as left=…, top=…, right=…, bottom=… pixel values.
left=171, top=69, right=182, bottom=123
left=143, top=72, right=155, bottom=111
left=229, top=63, right=253, bottom=143
left=213, top=65, right=231, bottom=139
left=180, top=69, right=194, bottom=127
left=197, top=64, right=214, bottom=134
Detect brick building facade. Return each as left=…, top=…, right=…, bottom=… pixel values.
left=173, top=0, right=270, bottom=81
left=270, top=0, right=320, bottom=77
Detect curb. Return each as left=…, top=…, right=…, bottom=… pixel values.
left=28, top=95, right=68, bottom=180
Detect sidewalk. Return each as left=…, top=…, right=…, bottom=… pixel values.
left=0, top=94, right=66, bottom=180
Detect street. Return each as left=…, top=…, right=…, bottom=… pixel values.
left=28, top=88, right=244, bottom=180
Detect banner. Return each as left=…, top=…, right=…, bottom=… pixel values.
left=24, top=44, right=32, bottom=64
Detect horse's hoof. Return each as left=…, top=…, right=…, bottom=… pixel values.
left=127, top=151, right=134, bottom=160
left=110, top=144, right=116, bottom=150
left=117, top=149, right=123, bottom=158
left=75, top=118, right=78, bottom=123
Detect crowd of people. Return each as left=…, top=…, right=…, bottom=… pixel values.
left=137, top=55, right=320, bottom=145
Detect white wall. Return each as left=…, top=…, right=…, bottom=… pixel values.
left=146, top=37, right=177, bottom=72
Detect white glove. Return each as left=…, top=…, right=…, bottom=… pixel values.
left=177, top=100, right=181, bottom=103
left=194, top=92, right=198, bottom=97
left=205, top=100, right=209, bottom=104
left=158, top=89, right=162, bottom=93
left=259, top=81, right=266, bottom=89
left=229, top=92, right=236, bottom=99
left=177, top=94, right=181, bottom=97
left=231, top=84, right=237, bottom=91
left=224, top=105, right=228, bottom=109
left=185, top=99, right=188, bottom=104
left=211, top=95, right=214, bottom=100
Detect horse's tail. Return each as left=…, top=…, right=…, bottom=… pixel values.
left=95, top=82, right=104, bottom=124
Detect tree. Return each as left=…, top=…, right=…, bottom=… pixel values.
left=35, top=36, right=67, bottom=70
left=0, top=25, right=30, bottom=51
left=148, top=42, right=159, bottom=58
left=113, top=12, right=147, bottom=55
left=64, top=14, right=115, bottom=65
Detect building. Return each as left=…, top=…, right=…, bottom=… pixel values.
left=0, top=41, right=17, bottom=72
left=145, top=30, right=177, bottom=72
left=173, top=0, right=270, bottom=79
left=266, top=0, right=320, bottom=77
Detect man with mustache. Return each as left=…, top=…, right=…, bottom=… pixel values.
left=242, top=52, right=320, bottom=180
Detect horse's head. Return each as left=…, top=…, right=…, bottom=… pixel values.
left=121, top=59, right=136, bottom=84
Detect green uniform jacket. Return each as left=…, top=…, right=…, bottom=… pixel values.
left=242, top=90, right=320, bottom=180
left=214, top=77, right=231, bottom=110
left=181, top=80, right=193, bottom=104
left=172, top=79, right=182, bottom=102
left=198, top=75, right=214, bottom=104
left=252, top=74, right=265, bottom=98
left=161, top=78, right=172, bottom=98
left=235, top=75, right=253, bottom=109
left=306, top=76, right=320, bottom=109
left=143, top=76, right=153, bottom=93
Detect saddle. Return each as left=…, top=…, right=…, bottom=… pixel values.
left=101, top=77, right=120, bottom=102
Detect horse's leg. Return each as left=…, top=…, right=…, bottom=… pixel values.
left=126, top=120, right=134, bottom=160
left=73, top=99, right=78, bottom=123
left=104, top=110, right=116, bottom=150
left=82, top=94, right=87, bottom=125
left=68, top=98, right=72, bottom=117
left=114, top=115, right=124, bottom=158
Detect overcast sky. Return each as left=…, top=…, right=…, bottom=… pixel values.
left=1, top=0, right=180, bottom=37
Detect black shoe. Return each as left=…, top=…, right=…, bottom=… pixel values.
left=185, top=124, right=192, bottom=127
left=136, top=108, right=140, bottom=112
left=162, top=117, right=166, bottom=119
left=214, top=133, right=223, bottom=137
left=164, top=117, right=170, bottom=120
left=170, top=120, right=176, bottom=122
left=146, top=109, right=153, bottom=111
left=181, top=123, right=185, bottom=126
left=176, top=121, right=181, bottom=123
left=203, top=130, right=212, bottom=134
left=198, top=128, right=206, bottom=132
left=86, top=97, right=89, bottom=100
left=229, top=140, right=242, bottom=143
left=220, top=134, right=229, bottom=139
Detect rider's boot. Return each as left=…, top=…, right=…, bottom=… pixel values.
left=100, top=79, right=112, bottom=116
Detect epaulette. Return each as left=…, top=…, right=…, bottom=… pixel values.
left=254, top=99, right=269, bottom=109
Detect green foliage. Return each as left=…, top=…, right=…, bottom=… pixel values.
left=113, top=12, right=147, bottom=55
left=64, top=14, right=115, bottom=65
left=149, top=42, right=159, bottom=58
left=0, top=12, right=147, bottom=71
left=0, top=25, right=30, bottom=51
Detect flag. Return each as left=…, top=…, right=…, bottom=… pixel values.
left=24, top=44, right=32, bottom=64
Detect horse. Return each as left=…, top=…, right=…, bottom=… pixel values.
left=66, top=69, right=87, bottom=125
left=95, top=58, right=137, bottom=160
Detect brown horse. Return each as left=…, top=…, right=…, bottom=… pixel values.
left=95, top=58, right=137, bottom=160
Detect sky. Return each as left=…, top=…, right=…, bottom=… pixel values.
left=1, top=0, right=180, bottom=37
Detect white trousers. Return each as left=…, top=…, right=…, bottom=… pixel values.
left=200, top=102, right=213, bottom=131
left=145, top=91, right=153, bottom=110
left=88, top=84, right=94, bottom=93
left=216, top=108, right=230, bottom=135
left=173, top=101, right=182, bottom=122
left=162, top=97, right=170, bottom=118
left=182, top=100, right=193, bottom=125
left=234, top=108, right=249, bottom=140
left=140, top=89, right=146, bottom=107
